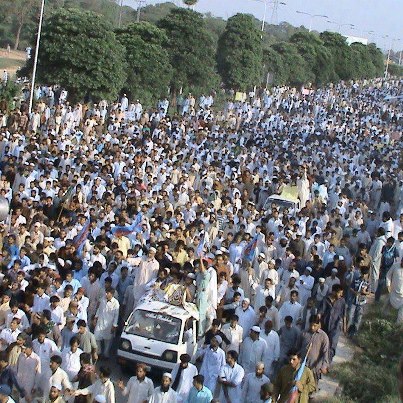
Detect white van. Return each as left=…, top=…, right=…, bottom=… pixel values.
left=117, top=301, right=198, bottom=371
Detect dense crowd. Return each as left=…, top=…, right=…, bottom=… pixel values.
left=0, top=77, right=401, bottom=403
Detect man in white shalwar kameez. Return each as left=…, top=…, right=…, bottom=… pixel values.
left=133, top=248, right=159, bottom=304
left=94, top=289, right=119, bottom=358
left=149, top=373, right=178, bottom=403
left=218, top=350, right=245, bottom=403
left=170, top=354, right=198, bottom=403
left=239, top=326, right=267, bottom=374
left=298, top=267, right=315, bottom=306
left=199, top=335, right=226, bottom=395
left=386, top=258, right=403, bottom=323
left=369, top=228, right=387, bottom=291
left=16, top=340, right=41, bottom=402
left=117, top=363, right=154, bottom=403
left=260, top=319, right=280, bottom=378
left=297, top=168, right=310, bottom=209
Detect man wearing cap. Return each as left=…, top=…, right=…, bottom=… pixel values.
left=239, top=326, right=267, bottom=374
left=46, top=383, right=64, bottom=403
left=325, top=269, right=341, bottom=290
left=117, top=362, right=154, bottom=403
left=133, top=247, right=159, bottom=305
left=199, top=335, right=225, bottom=395
left=298, top=267, right=314, bottom=306
left=149, top=372, right=177, bottom=403
left=235, top=298, right=256, bottom=340
left=171, top=354, right=198, bottom=403
left=218, top=350, right=244, bottom=403
left=313, top=278, right=329, bottom=308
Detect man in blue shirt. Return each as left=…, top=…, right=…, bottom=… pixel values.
left=186, top=374, right=213, bottom=403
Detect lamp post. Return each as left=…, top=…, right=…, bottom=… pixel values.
left=296, top=10, right=328, bottom=32
left=28, top=0, right=45, bottom=115
left=326, top=20, right=355, bottom=34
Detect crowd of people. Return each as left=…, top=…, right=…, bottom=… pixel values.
left=0, top=76, right=401, bottom=403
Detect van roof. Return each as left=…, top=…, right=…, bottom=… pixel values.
left=135, top=300, right=196, bottom=320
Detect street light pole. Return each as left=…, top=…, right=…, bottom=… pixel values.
left=384, top=37, right=394, bottom=79
left=29, top=0, right=45, bottom=115
left=296, top=11, right=328, bottom=32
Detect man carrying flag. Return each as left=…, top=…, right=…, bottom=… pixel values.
left=110, top=212, right=143, bottom=237
left=244, top=234, right=259, bottom=262
left=73, top=217, right=90, bottom=256
left=196, top=232, right=206, bottom=258
left=273, top=348, right=316, bottom=403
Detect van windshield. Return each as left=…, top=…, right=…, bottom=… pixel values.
left=125, top=309, right=182, bottom=344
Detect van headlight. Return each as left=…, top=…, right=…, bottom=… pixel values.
left=120, top=339, right=131, bottom=351
left=162, top=350, right=177, bottom=362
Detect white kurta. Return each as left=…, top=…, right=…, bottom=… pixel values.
left=16, top=351, right=41, bottom=398
left=200, top=346, right=226, bottom=394
left=94, top=297, right=119, bottom=340
left=239, top=337, right=267, bottom=374
left=170, top=362, right=198, bottom=403
left=221, top=323, right=244, bottom=353
left=76, top=378, right=115, bottom=403
left=121, top=376, right=154, bottom=403
left=254, top=286, right=276, bottom=312
left=386, top=264, right=403, bottom=323
left=235, top=306, right=257, bottom=339
left=298, top=275, right=314, bottom=306
left=278, top=301, right=303, bottom=326
left=260, top=330, right=280, bottom=377
left=61, top=347, right=83, bottom=380
left=218, top=362, right=245, bottom=403
left=242, top=372, right=270, bottom=403
left=133, top=258, right=159, bottom=302
left=149, top=387, right=178, bottom=403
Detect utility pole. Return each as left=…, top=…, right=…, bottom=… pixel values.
left=136, top=0, right=146, bottom=23
left=118, top=0, right=124, bottom=28
left=29, top=0, right=45, bottom=114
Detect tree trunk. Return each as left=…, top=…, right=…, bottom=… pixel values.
left=14, top=22, right=23, bottom=50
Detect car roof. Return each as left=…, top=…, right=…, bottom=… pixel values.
left=135, top=301, right=192, bottom=319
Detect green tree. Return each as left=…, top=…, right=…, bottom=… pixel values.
left=350, top=42, right=376, bottom=79
left=262, top=47, right=285, bottom=86
left=367, top=43, right=385, bottom=77
left=20, top=8, right=127, bottom=102
left=183, top=0, right=198, bottom=5
left=320, top=31, right=353, bottom=81
left=158, top=8, right=218, bottom=95
left=289, top=31, right=334, bottom=85
left=271, top=42, right=311, bottom=86
left=115, top=22, right=172, bottom=106
left=217, top=13, right=263, bottom=91
left=0, top=0, right=40, bottom=50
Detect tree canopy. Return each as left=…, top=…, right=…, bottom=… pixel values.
left=115, top=22, right=172, bottom=106
left=158, top=8, right=219, bottom=93
left=28, top=8, right=127, bottom=102
left=217, top=14, right=263, bottom=91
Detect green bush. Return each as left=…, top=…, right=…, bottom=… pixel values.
left=332, top=305, right=402, bottom=402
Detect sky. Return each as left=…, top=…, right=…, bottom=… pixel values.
left=123, top=0, right=403, bottom=51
